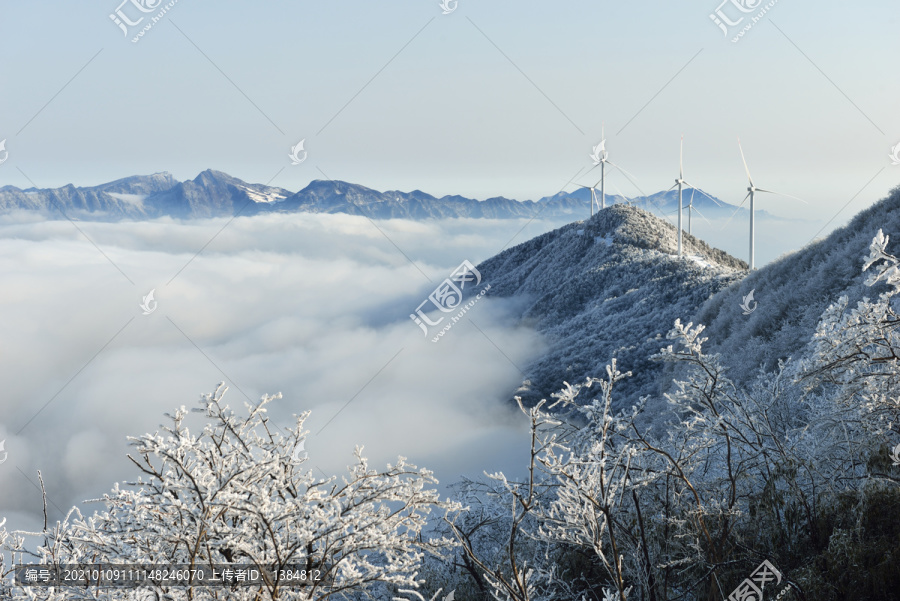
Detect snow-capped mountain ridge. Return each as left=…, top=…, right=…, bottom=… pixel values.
left=0, top=170, right=759, bottom=222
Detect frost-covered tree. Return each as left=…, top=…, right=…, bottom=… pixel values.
left=449, top=328, right=813, bottom=601
left=446, top=401, right=553, bottom=601
left=440, top=229, right=900, bottom=601
left=1, top=383, right=458, bottom=600
left=531, top=365, right=638, bottom=601
left=801, top=229, right=900, bottom=445
left=446, top=364, right=642, bottom=601
left=640, top=320, right=810, bottom=601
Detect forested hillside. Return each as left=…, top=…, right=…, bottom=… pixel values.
left=476, top=204, right=745, bottom=407
left=697, top=185, right=900, bottom=385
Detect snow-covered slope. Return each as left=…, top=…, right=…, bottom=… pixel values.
left=475, top=204, right=746, bottom=407
left=696, top=184, right=900, bottom=385
left=143, top=170, right=293, bottom=218
left=0, top=173, right=178, bottom=220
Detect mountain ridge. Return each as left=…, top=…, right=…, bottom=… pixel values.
left=475, top=183, right=900, bottom=411
left=696, top=184, right=900, bottom=385
left=0, top=169, right=771, bottom=223
left=472, top=204, right=747, bottom=407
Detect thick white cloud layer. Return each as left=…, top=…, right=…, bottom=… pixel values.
left=0, top=213, right=556, bottom=532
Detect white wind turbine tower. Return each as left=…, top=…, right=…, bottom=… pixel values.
left=587, top=126, right=642, bottom=214
left=589, top=133, right=610, bottom=211
left=666, top=186, right=722, bottom=238
left=685, top=187, right=724, bottom=235
left=667, top=136, right=705, bottom=258
left=733, top=138, right=807, bottom=269
left=573, top=178, right=603, bottom=216
left=669, top=135, right=722, bottom=239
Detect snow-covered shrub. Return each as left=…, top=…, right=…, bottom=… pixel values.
left=1, top=383, right=459, bottom=600
left=801, top=229, right=900, bottom=444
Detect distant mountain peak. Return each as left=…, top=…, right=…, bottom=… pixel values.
left=0, top=169, right=742, bottom=224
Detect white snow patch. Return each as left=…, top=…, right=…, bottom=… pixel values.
left=107, top=192, right=148, bottom=206
left=595, top=235, right=614, bottom=246
left=668, top=253, right=715, bottom=269
left=239, top=185, right=287, bottom=204
left=687, top=254, right=715, bottom=269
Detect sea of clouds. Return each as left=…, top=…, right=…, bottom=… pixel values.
left=0, top=212, right=562, bottom=532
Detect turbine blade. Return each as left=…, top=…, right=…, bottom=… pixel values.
left=607, top=179, right=628, bottom=204
left=577, top=163, right=601, bottom=182
left=721, top=192, right=751, bottom=230
left=679, top=134, right=684, bottom=180
left=692, top=205, right=713, bottom=227
left=738, top=138, right=754, bottom=187
left=605, top=160, right=646, bottom=197
left=755, top=188, right=808, bottom=204
left=606, top=160, right=639, bottom=182
left=683, top=183, right=725, bottom=207
left=667, top=183, right=678, bottom=192
left=560, top=165, right=589, bottom=191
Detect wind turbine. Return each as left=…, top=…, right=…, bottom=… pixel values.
left=685, top=187, right=720, bottom=235
left=589, top=130, right=610, bottom=212
left=732, top=138, right=807, bottom=270
left=666, top=188, right=715, bottom=229
left=667, top=136, right=705, bottom=258
left=573, top=178, right=604, bottom=216
left=676, top=185, right=724, bottom=235
left=588, top=126, right=642, bottom=213
left=665, top=137, right=725, bottom=254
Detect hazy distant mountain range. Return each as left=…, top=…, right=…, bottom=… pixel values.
left=0, top=169, right=779, bottom=222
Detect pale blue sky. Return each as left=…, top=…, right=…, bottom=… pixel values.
left=1, top=0, right=898, bottom=228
